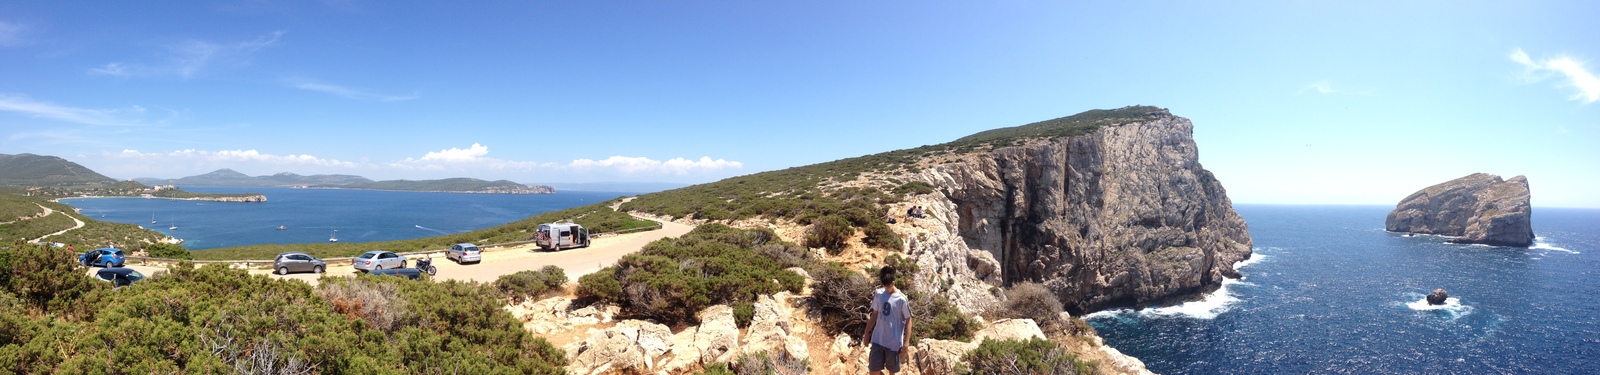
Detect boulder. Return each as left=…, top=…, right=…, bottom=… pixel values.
left=914, top=339, right=979, bottom=375
left=742, top=294, right=809, bottom=362
left=1386, top=173, right=1534, bottom=247
left=1427, top=289, right=1449, bottom=305
left=695, top=305, right=741, bottom=364
left=974, top=318, right=1047, bottom=342
left=566, top=320, right=674, bottom=375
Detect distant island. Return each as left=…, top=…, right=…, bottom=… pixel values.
left=0, top=154, right=265, bottom=202
left=136, top=169, right=555, bottom=194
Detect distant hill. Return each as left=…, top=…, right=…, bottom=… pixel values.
left=544, top=182, right=688, bottom=193
left=141, top=169, right=554, bottom=194
left=135, top=169, right=373, bottom=187
left=0, top=153, right=117, bottom=186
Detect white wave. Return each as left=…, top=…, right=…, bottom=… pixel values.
left=1530, top=237, right=1578, bottom=254
left=1234, top=253, right=1267, bottom=270
left=1088, top=278, right=1248, bottom=321
left=1406, top=296, right=1474, bottom=319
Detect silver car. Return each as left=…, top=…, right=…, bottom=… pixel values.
left=274, top=251, right=326, bottom=275
left=353, top=250, right=406, bottom=272
left=446, top=243, right=482, bottom=264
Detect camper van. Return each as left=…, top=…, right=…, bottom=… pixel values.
left=535, top=222, right=590, bottom=251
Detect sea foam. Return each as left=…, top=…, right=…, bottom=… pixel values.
left=1087, top=253, right=1264, bottom=321
left=1531, top=237, right=1578, bottom=254
left=1405, top=296, right=1474, bottom=320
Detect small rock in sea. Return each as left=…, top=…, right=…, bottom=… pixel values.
left=1426, top=289, right=1449, bottom=305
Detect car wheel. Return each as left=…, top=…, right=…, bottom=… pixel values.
left=313, top=265, right=324, bottom=274
left=374, top=265, right=383, bottom=271
left=277, top=266, right=288, bottom=275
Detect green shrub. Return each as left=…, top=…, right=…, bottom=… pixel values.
left=0, top=242, right=106, bottom=316
left=731, top=350, right=809, bottom=375
left=862, top=220, right=902, bottom=250
left=894, top=181, right=936, bottom=196
left=912, top=293, right=980, bottom=342
left=576, top=266, right=623, bottom=301
left=697, top=362, right=736, bottom=375
left=493, top=266, right=570, bottom=304
left=961, top=338, right=1086, bottom=375
left=143, top=243, right=193, bottom=260
left=578, top=224, right=804, bottom=325
left=732, top=302, right=755, bottom=328
left=804, top=215, right=853, bottom=253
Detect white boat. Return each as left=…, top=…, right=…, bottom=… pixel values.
left=329, top=229, right=338, bottom=243
left=169, top=215, right=177, bottom=230
left=151, top=212, right=156, bottom=224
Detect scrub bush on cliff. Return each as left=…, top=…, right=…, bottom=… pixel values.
left=494, top=265, right=569, bottom=304
left=804, top=215, right=853, bottom=253
left=961, top=337, right=1090, bottom=375
left=578, top=224, right=804, bottom=325
left=144, top=243, right=193, bottom=260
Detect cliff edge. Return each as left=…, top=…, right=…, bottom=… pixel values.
left=905, top=107, right=1253, bottom=314
left=1385, top=173, right=1534, bottom=247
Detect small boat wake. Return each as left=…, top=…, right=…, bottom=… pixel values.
left=414, top=225, right=452, bottom=235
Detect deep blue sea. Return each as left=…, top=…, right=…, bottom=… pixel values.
left=1087, top=205, right=1600, bottom=374
left=61, top=186, right=630, bottom=250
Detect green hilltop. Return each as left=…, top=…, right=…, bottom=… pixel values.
left=0, top=154, right=116, bottom=186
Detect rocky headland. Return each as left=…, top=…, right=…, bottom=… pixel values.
left=1385, top=173, right=1534, bottom=247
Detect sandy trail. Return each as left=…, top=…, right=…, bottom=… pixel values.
left=31, top=203, right=85, bottom=243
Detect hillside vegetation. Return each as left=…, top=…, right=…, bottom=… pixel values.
left=0, top=153, right=115, bottom=186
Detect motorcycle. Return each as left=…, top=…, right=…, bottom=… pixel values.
left=416, top=256, right=437, bottom=276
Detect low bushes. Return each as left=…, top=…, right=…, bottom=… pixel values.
left=577, top=224, right=804, bottom=325
left=810, top=254, right=979, bottom=342
left=996, top=282, right=1065, bottom=333
left=804, top=215, right=854, bottom=253
left=807, top=263, right=875, bottom=337
left=494, top=265, right=569, bottom=304
left=961, top=337, right=1091, bottom=375
left=143, top=243, right=193, bottom=260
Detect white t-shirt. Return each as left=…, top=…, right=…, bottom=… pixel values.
left=870, top=287, right=911, bottom=351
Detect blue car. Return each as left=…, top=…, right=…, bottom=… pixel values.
left=79, top=247, right=126, bottom=268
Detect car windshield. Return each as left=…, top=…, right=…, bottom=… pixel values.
left=125, top=270, right=145, bottom=282
left=358, top=253, right=376, bottom=259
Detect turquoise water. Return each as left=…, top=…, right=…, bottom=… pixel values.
left=61, top=186, right=630, bottom=250
left=1088, top=205, right=1600, bottom=374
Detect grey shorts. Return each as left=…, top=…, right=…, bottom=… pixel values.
left=868, top=343, right=901, bottom=372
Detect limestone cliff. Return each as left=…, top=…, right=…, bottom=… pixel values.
left=1385, top=173, right=1533, bottom=247
left=902, top=107, right=1253, bottom=314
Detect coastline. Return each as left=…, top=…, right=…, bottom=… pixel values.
left=57, top=194, right=267, bottom=203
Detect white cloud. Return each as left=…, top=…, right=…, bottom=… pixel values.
left=291, top=80, right=420, bottom=101
left=1300, top=80, right=1336, bottom=95
left=90, top=31, right=284, bottom=78
left=417, top=143, right=491, bottom=162
left=0, top=94, right=145, bottom=126
left=113, top=149, right=358, bottom=168
left=570, top=156, right=743, bottom=175
left=1510, top=48, right=1600, bottom=104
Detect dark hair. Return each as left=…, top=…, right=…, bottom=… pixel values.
left=878, top=266, right=896, bottom=287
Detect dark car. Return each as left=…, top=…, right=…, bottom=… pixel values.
left=93, top=267, right=146, bottom=287
left=79, top=247, right=126, bottom=268
left=367, top=268, right=424, bottom=280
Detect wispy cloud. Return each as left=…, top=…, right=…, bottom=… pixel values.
left=112, top=149, right=359, bottom=168
left=1298, top=80, right=1374, bottom=96
left=290, top=80, right=420, bottom=101
left=90, top=31, right=284, bottom=78
left=0, top=94, right=145, bottom=126
left=569, top=156, right=743, bottom=175
left=0, top=21, right=28, bottom=47
left=1511, top=48, right=1600, bottom=104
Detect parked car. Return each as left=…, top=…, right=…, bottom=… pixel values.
left=79, top=247, right=126, bottom=268
left=274, top=251, right=326, bottom=275
left=93, top=267, right=146, bottom=287
left=367, top=267, right=425, bottom=280
left=352, top=250, right=406, bottom=272
left=446, top=243, right=482, bottom=264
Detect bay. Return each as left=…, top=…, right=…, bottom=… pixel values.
left=1087, top=205, right=1600, bottom=374
left=61, top=186, right=629, bottom=250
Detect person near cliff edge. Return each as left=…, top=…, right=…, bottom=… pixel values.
left=862, top=266, right=912, bottom=375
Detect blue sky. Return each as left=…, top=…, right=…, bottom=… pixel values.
left=1, top=1, right=1596, bottom=207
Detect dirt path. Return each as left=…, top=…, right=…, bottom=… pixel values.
left=30, top=203, right=85, bottom=243
left=263, top=214, right=696, bottom=285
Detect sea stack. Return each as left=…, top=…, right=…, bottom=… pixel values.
left=1385, top=173, right=1534, bottom=247
left=1427, top=289, right=1449, bottom=305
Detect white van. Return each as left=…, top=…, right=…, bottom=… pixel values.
left=535, top=222, right=590, bottom=251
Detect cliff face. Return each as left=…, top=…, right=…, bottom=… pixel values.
left=906, top=110, right=1252, bottom=314
left=1385, top=173, right=1533, bottom=247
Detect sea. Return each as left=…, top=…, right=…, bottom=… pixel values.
left=1087, top=205, right=1600, bottom=374
left=60, top=186, right=631, bottom=250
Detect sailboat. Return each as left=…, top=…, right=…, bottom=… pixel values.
left=151, top=212, right=157, bottom=224
left=329, top=229, right=338, bottom=243
left=169, top=215, right=177, bottom=230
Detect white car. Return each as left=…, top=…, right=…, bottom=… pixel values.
left=353, top=250, right=407, bottom=272
left=446, top=243, right=482, bottom=264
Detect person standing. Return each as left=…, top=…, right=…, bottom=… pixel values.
left=862, top=266, right=912, bottom=375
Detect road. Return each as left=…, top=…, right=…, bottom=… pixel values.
left=260, top=217, right=696, bottom=285
left=30, top=203, right=86, bottom=243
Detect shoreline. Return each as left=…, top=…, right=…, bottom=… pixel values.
left=57, top=194, right=267, bottom=203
